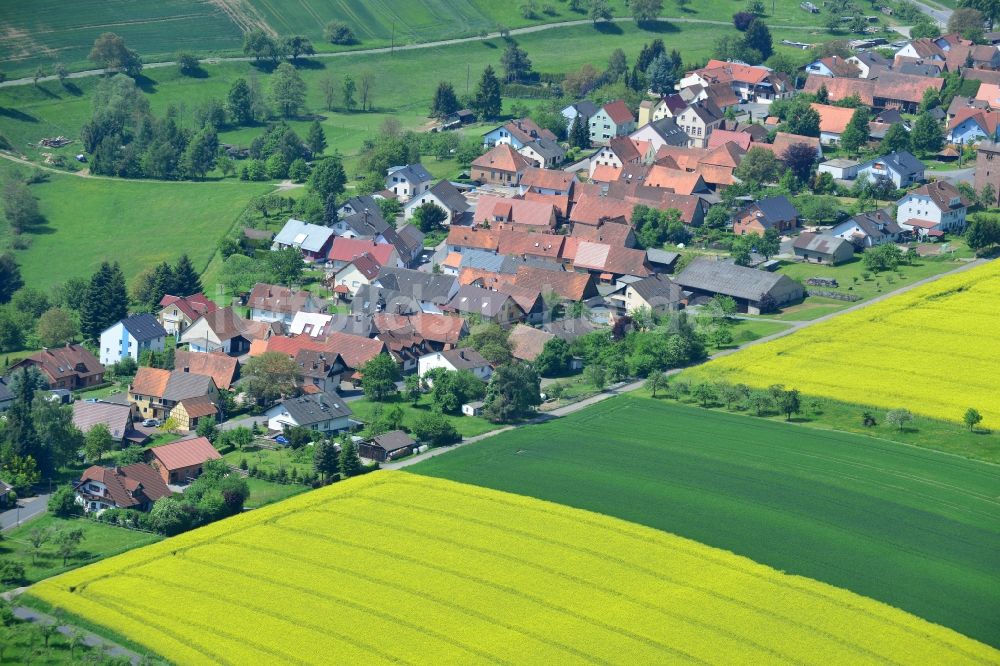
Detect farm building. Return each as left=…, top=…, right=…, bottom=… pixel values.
left=146, top=436, right=222, bottom=486
left=793, top=233, right=855, bottom=265
left=676, top=259, right=804, bottom=314
left=359, top=430, right=417, bottom=462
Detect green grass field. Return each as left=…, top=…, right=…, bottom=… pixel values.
left=0, top=161, right=272, bottom=290
left=0, top=515, right=161, bottom=592
left=350, top=394, right=498, bottom=439
left=411, top=395, right=1000, bottom=648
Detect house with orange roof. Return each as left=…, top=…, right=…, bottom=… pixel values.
left=804, top=55, right=862, bottom=78
left=482, top=117, right=557, bottom=149
left=568, top=193, right=636, bottom=226
left=589, top=99, right=636, bottom=144
left=146, top=436, right=222, bottom=485
left=949, top=107, right=1000, bottom=144
left=327, top=237, right=399, bottom=271
left=471, top=144, right=531, bottom=186
left=447, top=225, right=501, bottom=253
left=811, top=103, right=859, bottom=146
left=589, top=136, right=650, bottom=179
left=180, top=307, right=281, bottom=356
left=128, top=367, right=219, bottom=429
left=572, top=241, right=651, bottom=279
left=473, top=195, right=557, bottom=232
left=513, top=265, right=599, bottom=301
left=679, top=59, right=793, bottom=104
left=521, top=191, right=570, bottom=218
left=642, top=166, right=709, bottom=195
left=707, top=130, right=752, bottom=151
left=803, top=72, right=943, bottom=113
left=518, top=167, right=578, bottom=196
left=174, top=351, right=239, bottom=391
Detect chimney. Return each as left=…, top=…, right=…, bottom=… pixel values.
left=183, top=366, right=190, bottom=373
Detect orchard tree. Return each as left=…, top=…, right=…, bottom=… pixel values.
left=910, top=111, right=944, bottom=155
left=885, top=408, right=915, bottom=431
left=227, top=78, right=254, bottom=125
left=964, top=407, right=983, bottom=431
left=270, top=63, right=306, bottom=117
left=360, top=353, right=401, bottom=401
left=36, top=308, right=77, bottom=347
left=589, top=0, right=614, bottom=23
left=89, top=32, right=142, bottom=76
left=3, top=178, right=42, bottom=234
left=309, top=155, right=347, bottom=200
left=631, top=0, right=663, bottom=24
left=949, top=7, right=986, bottom=40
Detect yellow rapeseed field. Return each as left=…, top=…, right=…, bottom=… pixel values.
left=31, top=472, right=998, bottom=664
left=689, top=260, right=1000, bottom=427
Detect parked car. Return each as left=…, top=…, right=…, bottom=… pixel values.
left=142, top=418, right=160, bottom=427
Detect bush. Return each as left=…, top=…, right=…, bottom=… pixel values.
left=48, top=484, right=82, bottom=518
left=0, top=560, right=25, bottom=585
left=324, top=21, right=357, bottom=44
left=412, top=412, right=461, bottom=446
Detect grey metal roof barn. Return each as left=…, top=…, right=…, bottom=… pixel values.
left=676, top=258, right=804, bottom=306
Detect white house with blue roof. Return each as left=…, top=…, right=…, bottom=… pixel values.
left=385, top=164, right=433, bottom=201
left=99, top=313, right=167, bottom=366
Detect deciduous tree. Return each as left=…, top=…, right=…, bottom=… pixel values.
left=89, top=32, right=142, bottom=76
left=964, top=407, right=983, bottom=431
left=270, top=63, right=306, bottom=118
left=241, top=352, right=301, bottom=407
left=360, top=353, right=401, bottom=401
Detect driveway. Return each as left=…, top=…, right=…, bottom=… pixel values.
left=931, top=167, right=975, bottom=186
left=0, top=493, right=51, bottom=531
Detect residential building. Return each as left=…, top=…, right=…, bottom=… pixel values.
left=445, top=285, right=524, bottom=326
left=513, top=265, right=599, bottom=302
left=473, top=195, right=557, bottom=232
left=811, top=103, right=858, bottom=146
left=589, top=100, right=636, bottom=145
left=264, top=390, right=353, bottom=435
left=519, top=168, right=577, bottom=197
left=146, top=436, right=222, bottom=485
left=856, top=151, right=925, bottom=188
left=417, top=348, right=493, bottom=381
left=675, top=258, right=804, bottom=314
left=373, top=312, right=466, bottom=351
left=158, top=293, right=217, bottom=336
left=802, top=72, right=944, bottom=113
left=360, top=267, right=459, bottom=316
left=817, top=158, right=861, bottom=180
left=792, top=233, right=855, bottom=265
left=359, top=430, right=416, bottom=462
left=334, top=196, right=391, bottom=239
left=403, top=180, right=470, bottom=225
left=975, top=141, right=1000, bottom=207
left=733, top=196, right=799, bottom=236
left=846, top=51, right=890, bottom=78
left=482, top=118, right=557, bottom=149
left=247, top=284, right=319, bottom=325
left=561, top=100, right=600, bottom=133
left=75, top=464, right=170, bottom=514
left=333, top=252, right=383, bottom=298
left=72, top=400, right=143, bottom=447
left=589, top=136, right=650, bottom=179
left=680, top=60, right=793, bottom=104
left=8, top=344, right=104, bottom=391
left=471, top=144, right=531, bottom=186
left=326, top=238, right=398, bottom=272
left=805, top=55, right=861, bottom=78
left=385, top=163, right=433, bottom=201
left=609, top=274, right=684, bottom=316
left=271, top=218, right=335, bottom=262
left=507, top=324, right=554, bottom=362
left=173, top=351, right=239, bottom=391
left=99, top=314, right=167, bottom=367
left=896, top=180, right=972, bottom=236
left=674, top=100, right=724, bottom=148
left=830, top=208, right=905, bottom=248
left=639, top=94, right=688, bottom=126
left=294, top=349, right=345, bottom=393
left=518, top=136, right=566, bottom=168
left=629, top=116, right=689, bottom=153
left=180, top=307, right=280, bottom=356
left=948, top=108, right=1000, bottom=145
left=760, top=132, right=822, bottom=162
left=128, top=367, right=218, bottom=427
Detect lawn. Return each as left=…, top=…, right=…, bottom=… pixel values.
left=243, top=477, right=309, bottom=508
left=29, top=472, right=998, bottom=663
left=0, top=161, right=273, bottom=291
left=0, top=515, right=161, bottom=592
left=350, top=394, right=498, bottom=438
left=689, top=259, right=1000, bottom=429
left=411, top=395, right=1000, bottom=648
left=223, top=444, right=317, bottom=479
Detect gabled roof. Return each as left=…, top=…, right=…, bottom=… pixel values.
left=110, top=313, right=166, bottom=342
left=275, top=391, right=352, bottom=426
left=747, top=196, right=799, bottom=225
left=72, top=401, right=133, bottom=440
left=629, top=274, right=683, bottom=305
left=642, top=166, right=706, bottom=195
left=676, top=258, right=800, bottom=302
left=793, top=232, right=852, bottom=255
left=692, top=60, right=771, bottom=85
left=273, top=218, right=334, bottom=253
left=574, top=241, right=651, bottom=277
left=638, top=116, right=689, bottom=148
left=601, top=99, right=634, bottom=125
left=388, top=163, right=433, bottom=183
left=178, top=394, right=218, bottom=419
left=394, top=223, right=426, bottom=256
left=680, top=99, right=724, bottom=124
left=131, top=367, right=170, bottom=397
left=374, top=312, right=466, bottom=346
left=707, top=130, right=752, bottom=151
left=162, top=371, right=215, bottom=402
left=904, top=180, right=973, bottom=210
left=447, top=285, right=519, bottom=318
left=702, top=142, right=745, bottom=169
left=472, top=144, right=531, bottom=173
left=247, top=284, right=314, bottom=316
left=328, top=237, right=397, bottom=264
left=569, top=193, right=635, bottom=225
left=15, top=344, right=103, bottom=382
left=521, top=167, right=576, bottom=193
left=372, top=430, right=416, bottom=452
left=474, top=195, right=556, bottom=229
left=607, top=136, right=642, bottom=163
left=458, top=248, right=521, bottom=274
left=521, top=136, right=566, bottom=161
left=173, top=351, right=239, bottom=390
left=514, top=265, right=597, bottom=301
left=815, top=55, right=861, bottom=77
left=148, top=436, right=221, bottom=472
left=375, top=267, right=456, bottom=304
left=859, top=150, right=924, bottom=177
left=495, top=117, right=558, bottom=144
left=810, top=103, right=857, bottom=135
left=570, top=219, right=634, bottom=246
left=159, top=293, right=217, bottom=322
left=447, top=226, right=500, bottom=251
left=184, top=307, right=278, bottom=344
left=423, top=179, right=469, bottom=212
left=769, top=132, right=822, bottom=160
left=438, top=347, right=490, bottom=370
left=78, top=463, right=170, bottom=508
left=950, top=108, right=1000, bottom=135
left=507, top=324, right=554, bottom=362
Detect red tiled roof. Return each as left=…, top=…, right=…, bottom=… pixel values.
left=695, top=60, right=770, bottom=85
left=131, top=367, right=171, bottom=397
left=642, top=166, right=704, bottom=195
left=569, top=193, right=635, bottom=225
left=173, top=351, right=239, bottom=390
left=589, top=164, right=622, bottom=183
left=514, top=265, right=596, bottom=301
left=474, top=194, right=556, bottom=229
left=810, top=103, right=857, bottom=134
left=178, top=395, right=219, bottom=419
left=472, top=144, right=531, bottom=173
left=602, top=99, right=634, bottom=125
left=707, top=130, right=752, bottom=151
left=78, top=463, right=170, bottom=508
left=328, top=238, right=396, bottom=264
left=159, top=293, right=217, bottom=322
left=148, top=436, right=221, bottom=472
left=520, top=167, right=576, bottom=192
left=522, top=191, right=570, bottom=217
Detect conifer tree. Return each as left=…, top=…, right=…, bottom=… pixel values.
left=473, top=65, right=502, bottom=121
left=172, top=254, right=203, bottom=296
left=306, top=120, right=327, bottom=156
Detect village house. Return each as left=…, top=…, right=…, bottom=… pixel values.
left=173, top=351, right=239, bottom=391
left=158, top=293, right=217, bottom=336
left=385, top=163, right=433, bottom=201
left=561, top=100, right=600, bottom=133
left=334, top=196, right=391, bottom=239
left=629, top=116, right=689, bottom=153
left=507, top=324, right=555, bottom=363
left=418, top=348, right=493, bottom=382
left=128, top=367, right=219, bottom=428
left=733, top=196, right=799, bottom=236
left=180, top=307, right=280, bottom=356
left=519, top=168, right=577, bottom=197
left=895, top=180, right=972, bottom=237
left=793, top=233, right=855, bottom=265
left=359, top=430, right=416, bottom=462
left=608, top=274, right=684, bottom=316
left=572, top=241, right=652, bottom=279
left=679, top=60, right=793, bottom=104
left=374, top=312, right=466, bottom=351
left=947, top=108, right=1000, bottom=145
left=473, top=195, right=557, bottom=233
left=99, top=313, right=167, bottom=367
left=471, top=144, right=531, bottom=186
left=8, top=344, right=104, bottom=391
left=830, top=208, right=905, bottom=248
left=846, top=51, right=891, bottom=78
left=638, top=94, right=688, bottom=126
left=856, top=151, right=925, bottom=188
left=445, top=285, right=525, bottom=326
left=146, top=436, right=222, bottom=486
left=802, top=72, right=944, bottom=113
left=805, top=55, right=862, bottom=78
left=403, top=180, right=470, bottom=225
left=72, top=400, right=145, bottom=447
left=264, top=390, right=353, bottom=435
left=362, top=267, right=459, bottom=316
left=674, top=100, right=724, bottom=148
left=975, top=141, right=1000, bottom=207
left=272, top=218, right=335, bottom=262
left=482, top=118, right=557, bottom=149
left=518, top=136, right=566, bottom=169
left=676, top=258, right=804, bottom=315
left=589, top=100, right=636, bottom=145
left=247, top=283, right=320, bottom=325
left=75, top=464, right=170, bottom=514
left=589, top=136, right=652, bottom=180
left=333, top=253, right=383, bottom=298
left=810, top=103, right=857, bottom=146
left=293, top=349, right=345, bottom=393
left=327, top=238, right=399, bottom=272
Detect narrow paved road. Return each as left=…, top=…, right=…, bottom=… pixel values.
left=385, top=257, right=989, bottom=469
left=0, top=16, right=826, bottom=89
left=0, top=493, right=51, bottom=531
left=908, top=0, right=953, bottom=26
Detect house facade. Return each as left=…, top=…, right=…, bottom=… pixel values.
left=99, top=313, right=167, bottom=367
left=385, top=164, right=432, bottom=201
left=403, top=180, right=470, bottom=225
left=271, top=218, right=335, bottom=262
left=8, top=344, right=104, bottom=391
left=792, top=233, right=855, bottom=264
left=74, top=464, right=170, bottom=514
left=589, top=100, right=636, bottom=145
left=674, top=101, right=723, bottom=148
left=733, top=196, right=799, bottom=236
left=896, top=180, right=971, bottom=236
left=247, top=284, right=319, bottom=325
left=158, top=293, right=217, bottom=336
left=264, top=391, right=353, bottom=435
left=417, top=348, right=493, bottom=382
left=128, top=367, right=219, bottom=426
left=975, top=141, right=1000, bottom=207
left=471, top=144, right=530, bottom=186
left=856, top=151, right=924, bottom=188
left=146, top=436, right=222, bottom=485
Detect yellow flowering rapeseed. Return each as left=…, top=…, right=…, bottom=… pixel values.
left=689, top=260, right=1000, bottom=427
left=31, top=472, right=998, bottom=664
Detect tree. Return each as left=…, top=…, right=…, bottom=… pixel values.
left=412, top=202, right=448, bottom=232
left=779, top=388, right=801, bottom=420
left=0, top=561, right=25, bottom=586
left=734, top=146, right=781, bottom=185
left=341, top=74, right=357, bottom=110
left=242, top=352, right=301, bottom=407
left=27, top=527, right=51, bottom=564
left=282, top=35, right=315, bottom=62
left=631, top=0, right=663, bottom=24
left=0, top=253, right=22, bottom=304
left=431, top=81, right=460, bottom=118
left=309, top=155, right=347, bottom=201
left=289, top=158, right=310, bottom=183
left=589, top=0, right=613, bottom=23
left=863, top=242, right=903, bottom=273
left=303, top=120, right=327, bottom=157
left=692, top=383, right=716, bottom=407
left=83, top=423, right=113, bottom=463
left=270, top=63, right=306, bottom=118
left=780, top=100, right=820, bottom=137
left=88, top=32, right=142, bottom=76
left=880, top=122, right=911, bottom=154
left=949, top=7, right=986, bottom=40
left=647, top=54, right=677, bottom=95
left=313, top=440, right=340, bottom=481
left=339, top=439, right=364, bottom=477
left=80, top=261, right=127, bottom=341
left=412, top=412, right=461, bottom=445
left=35, top=308, right=76, bottom=348
left=48, top=485, right=81, bottom=518
left=172, top=254, right=202, bottom=296
left=360, top=353, right=400, bottom=401
left=534, top=337, right=573, bottom=377
left=782, top=142, right=818, bottom=182
left=963, top=407, right=983, bottom=431
left=483, top=364, right=542, bottom=423
left=53, top=527, right=85, bottom=566
left=743, top=19, right=773, bottom=60
left=227, top=78, right=254, bottom=125
left=733, top=10, right=756, bottom=29
left=839, top=106, right=871, bottom=156
left=182, top=127, right=218, bottom=179
left=243, top=29, right=278, bottom=62
left=966, top=216, right=1000, bottom=250
left=324, top=21, right=357, bottom=44
left=569, top=114, right=590, bottom=148
left=885, top=408, right=914, bottom=431
left=176, top=53, right=200, bottom=76
left=359, top=71, right=375, bottom=111
left=473, top=65, right=502, bottom=120
left=196, top=418, right=218, bottom=442
left=911, top=111, right=944, bottom=155
left=645, top=372, right=666, bottom=397
left=500, top=41, right=533, bottom=83
left=3, top=178, right=42, bottom=235
left=745, top=390, right=772, bottom=416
